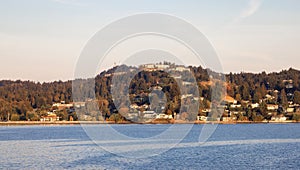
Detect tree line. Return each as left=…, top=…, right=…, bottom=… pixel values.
left=0, top=65, right=300, bottom=121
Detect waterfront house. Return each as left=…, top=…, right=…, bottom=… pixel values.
left=271, top=115, right=287, bottom=122
left=197, top=116, right=207, bottom=121
left=40, top=112, right=59, bottom=122
left=143, top=111, right=157, bottom=119
left=156, top=113, right=172, bottom=119
left=221, top=116, right=236, bottom=122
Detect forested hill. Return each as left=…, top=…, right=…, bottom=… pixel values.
left=0, top=65, right=300, bottom=121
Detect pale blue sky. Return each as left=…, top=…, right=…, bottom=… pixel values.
left=0, top=0, right=299, bottom=82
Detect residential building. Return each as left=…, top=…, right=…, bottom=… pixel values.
left=40, top=112, right=59, bottom=122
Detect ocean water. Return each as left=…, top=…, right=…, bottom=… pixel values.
left=0, top=124, right=300, bottom=169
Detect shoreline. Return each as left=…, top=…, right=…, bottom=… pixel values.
left=0, top=120, right=299, bottom=126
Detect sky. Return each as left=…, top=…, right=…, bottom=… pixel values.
left=0, top=0, right=299, bottom=82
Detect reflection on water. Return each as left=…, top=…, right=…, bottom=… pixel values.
left=0, top=124, right=300, bottom=169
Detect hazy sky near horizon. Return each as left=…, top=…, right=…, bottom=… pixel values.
left=0, top=0, right=299, bottom=82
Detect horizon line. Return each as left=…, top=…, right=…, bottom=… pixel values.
left=0, top=66, right=299, bottom=84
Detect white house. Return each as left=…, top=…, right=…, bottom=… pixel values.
left=142, top=64, right=155, bottom=69
left=267, top=104, right=279, bottom=111
left=143, top=111, right=157, bottom=119
left=287, top=107, right=294, bottom=113
left=130, top=104, right=139, bottom=109
left=182, top=81, right=193, bottom=86
left=73, top=102, right=85, bottom=108
left=127, top=113, right=138, bottom=120
left=156, top=114, right=172, bottom=119
left=271, top=116, right=287, bottom=122
left=175, top=66, right=190, bottom=72
left=181, top=94, right=193, bottom=99
left=156, top=64, right=169, bottom=70
left=251, top=103, right=260, bottom=109
left=197, top=116, right=207, bottom=121
left=52, top=102, right=73, bottom=110
left=40, top=112, right=59, bottom=122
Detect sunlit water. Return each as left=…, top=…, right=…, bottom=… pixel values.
left=0, top=124, right=300, bottom=169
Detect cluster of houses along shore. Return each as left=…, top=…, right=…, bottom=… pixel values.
left=42, top=94, right=300, bottom=122
left=40, top=100, right=174, bottom=122
left=40, top=63, right=300, bottom=123
left=39, top=101, right=84, bottom=122
left=42, top=92, right=300, bottom=123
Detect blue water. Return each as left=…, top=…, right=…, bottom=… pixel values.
left=0, top=124, right=300, bottom=169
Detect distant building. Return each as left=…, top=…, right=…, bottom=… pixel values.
left=73, top=102, right=85, bottom=108
left=182, top=81, right=192, bottom=86
left=271, top=115, right=287, bottom=122
left=287, top=107, right=295, bottom=113
left=173, top=75, right=182, bottom=79
left=127, top=113, right=138, bottom=120
left=221, top=117, right=236, bottom=122
left=130, top=104, right=139, bottom=109
left=156, top=113, right=172, bottom=119
left=267, top=104, right=279, bottom=111
left=52, top=102, right=73, bottom=110
left=251, top=103, right=260, bottom=109
left=141, top=64, right=156, bottom=71
left=181, top=94, right=193, bottom=99
left=40, top=112, right=59, bottom=122
left=142, top=64, right=155, bottom=69
left=143, top=111, right=157, bottom=119
left=175, top=66, right=190, bottom=72
left=193, top=97, right=199, bottom=101
left=156, top=64, right=169, bottom=70
left=104, top=73, right=112, bottom=77
left=197, top=116, right=207, bottom=121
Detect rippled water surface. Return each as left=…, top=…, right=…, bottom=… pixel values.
left=0, top=124, right=300, bottom=169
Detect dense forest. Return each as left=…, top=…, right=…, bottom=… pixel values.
left=1, top=64, right=300, bottom=122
